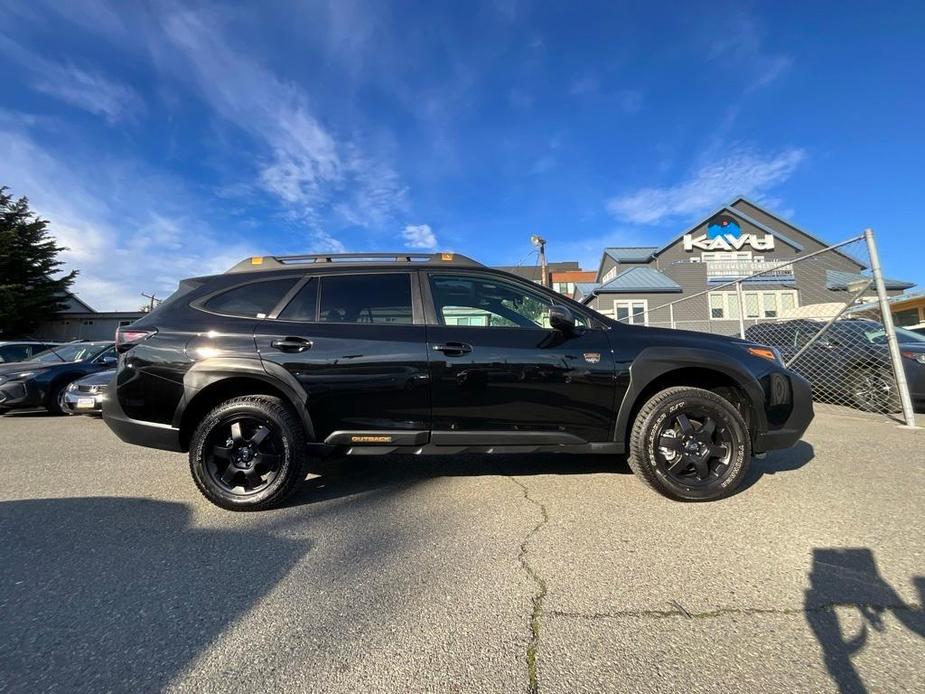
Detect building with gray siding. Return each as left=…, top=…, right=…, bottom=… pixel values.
left=575, top=197, right=914, bottom=334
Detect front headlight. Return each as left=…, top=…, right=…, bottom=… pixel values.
left=67, top=381, right=80, bottom=392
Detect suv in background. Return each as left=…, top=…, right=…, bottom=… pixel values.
left=0, top=341, right=61, bottom=364
left=105, top=252, right=814, bottom=511
left=745, top=319, right=925, bottom=412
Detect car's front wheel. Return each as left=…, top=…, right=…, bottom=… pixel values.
left=189, top=395, right=309, bottom=511
left=627, top=386, right=751, bottom=501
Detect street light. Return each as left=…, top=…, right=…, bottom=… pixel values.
left=531, top=235, right=548, bottom=287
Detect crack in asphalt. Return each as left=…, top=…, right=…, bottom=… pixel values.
left=550, top=602, right=924, bottom=621
left=507, top=476, right=549, bottom=694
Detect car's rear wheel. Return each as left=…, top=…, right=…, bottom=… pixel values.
left=627, top=386, right=751, bottom=501
left=189, top=395, right=309, bottom=511
left=849, top=367, right=899, bottom=413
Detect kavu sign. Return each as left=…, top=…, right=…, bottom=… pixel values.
left=683, top=214, right=775, bottom=252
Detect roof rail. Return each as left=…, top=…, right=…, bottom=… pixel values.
left=225, top=252, right=483, bottom=273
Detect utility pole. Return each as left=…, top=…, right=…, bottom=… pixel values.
left=531, top=235, right=548, bottom=287
left=141, top=291, right=159, bottom=313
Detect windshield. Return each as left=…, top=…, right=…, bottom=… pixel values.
left=30, top=343, right=111, bottom=364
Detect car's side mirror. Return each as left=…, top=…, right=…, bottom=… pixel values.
left=548, top=305, right=576, bottom=334
left=100, top=355, right=118, bottom=367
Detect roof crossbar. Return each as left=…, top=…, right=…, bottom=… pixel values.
left=226, top=252, right=483, bottom=273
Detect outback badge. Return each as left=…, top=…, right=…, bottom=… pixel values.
left=583, top=352, right=601, bottom=364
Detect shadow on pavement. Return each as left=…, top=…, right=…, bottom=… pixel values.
left=0, top=497, right=309, bottom=692
left=736, top=440, right=815, bottom=494
left=287, top=452, right=627, bottom=507
left=805, top=548, right=924, bottom=693
left=291, top=441, right=812, bottom=507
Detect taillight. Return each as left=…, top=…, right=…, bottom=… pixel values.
left=115, top=327, right=157, bottom=353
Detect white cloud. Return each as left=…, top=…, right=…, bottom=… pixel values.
left=159, top=7, right=407, bottom=235
left=0, top=125, right=258, bottom=310
left=706, top=13, right=792, bottom=94
left=606, top=145, right=806, bottom=225
left=32, top=64, right=144, bottom=124
left=0, top=35, right=143, bottom=123
left=402, top=224, right=437, bottom=250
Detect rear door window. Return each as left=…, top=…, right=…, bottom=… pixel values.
left=277, top=278, right=319, bottom=321
left=319, top=274, right=413, bottom=324
left=202, top=278, right=297, bottom=318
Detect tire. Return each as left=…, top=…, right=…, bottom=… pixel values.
left=46, top=382, right=72, bottom=416
left=189, top=395, right=310, bottom=511
left=627, top=386, right=751, bottom=502
left=849, top=367, right=900, bottom=413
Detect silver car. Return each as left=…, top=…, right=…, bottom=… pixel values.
left=62, top=370, right=115, bottom=415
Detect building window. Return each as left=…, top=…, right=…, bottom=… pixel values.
left=614, top=300, right=647, bottom=325
left=601, top=267, right=618, bottom=284
left=708, top=290, right=798, bottom=321
left=710, top=293, right=724, bottom=318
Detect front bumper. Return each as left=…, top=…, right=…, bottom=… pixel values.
left=102, top=389, right=183, bottom=452
left=62, top=390, right=105, bottom=415
left=754, top=372, right=815, bottom=453
left=0, top=379, right=43, bottom=410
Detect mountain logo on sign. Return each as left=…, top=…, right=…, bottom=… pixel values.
left=683, top=214, right=774, bottom=252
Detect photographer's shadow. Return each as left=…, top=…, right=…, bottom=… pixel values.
left=805, top=548, right=924, bottom=693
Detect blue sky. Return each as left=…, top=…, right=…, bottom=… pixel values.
left=1, top=1, right=923, bottom=310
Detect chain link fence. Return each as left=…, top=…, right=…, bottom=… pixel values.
left=601, top=231, right=917, bottom=423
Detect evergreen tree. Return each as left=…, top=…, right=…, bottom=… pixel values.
left=0, top=187, right=78, bottom=337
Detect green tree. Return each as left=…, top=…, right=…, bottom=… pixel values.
left=0, top=187, right=77, bottom=337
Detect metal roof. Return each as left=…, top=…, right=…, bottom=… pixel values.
left=594, top=267, right=682, bottom=293
left=603, top=247, right=658, bottom=263
left=825, top=270, right=914, bottom=291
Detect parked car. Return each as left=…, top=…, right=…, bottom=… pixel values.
left=104, top=252, right=814, bottom=511
left=0, top=342, right=117, bottom=415
left=745, top=319, right=925, bottom=412
left=0, top=340, right=61, bottom=364
left=61, top=369, right=115, bottom=416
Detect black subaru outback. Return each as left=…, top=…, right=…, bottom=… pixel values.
left=104, top=253, right=813, bottom=511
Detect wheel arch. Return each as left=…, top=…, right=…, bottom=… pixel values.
left=615, top=348, right=767, bottom=448
left=176, top=359, right=315, bottom=451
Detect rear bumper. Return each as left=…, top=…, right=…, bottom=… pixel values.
left=754, top=372, right=815, bottom=453
left=103, top=391, right=183, bottom=452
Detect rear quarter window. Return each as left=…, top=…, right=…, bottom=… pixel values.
left=201, top=278, right=298, bottom=318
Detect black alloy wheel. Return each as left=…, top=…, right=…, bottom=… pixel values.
left=189, top=395, right=309, bottom=511
left=627, top=386, right=751, bottom=501
left=653, top=409, right=734, bottom=487
left=205, top=416, right=284, bottom=495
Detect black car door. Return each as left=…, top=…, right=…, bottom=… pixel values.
left=254, top=271, right=431, bottom=443
left=423, top=272, right=616, bottom=444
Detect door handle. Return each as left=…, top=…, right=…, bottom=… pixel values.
left=433, top=342, right=472, bottom=356
left=271, top=337, right=313, bottom=353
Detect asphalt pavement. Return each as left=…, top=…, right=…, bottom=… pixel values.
left=0, top=411, right=923, bottom=693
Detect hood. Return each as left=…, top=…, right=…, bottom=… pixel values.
left=72, top=369, right=116, bottom=386
left=617, top=322, right=753, bottom=347
left=0, top=361, right=52, bottom=377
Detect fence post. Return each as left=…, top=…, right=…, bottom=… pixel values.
left=735, top=281, right=746, bottom=339
left=865, top=228, right=917, bottom=427
left=669, top=303, right=675, bottom=329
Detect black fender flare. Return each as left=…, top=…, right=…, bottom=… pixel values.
left=173, top=357, right=316, bottom=441
left=614, top=346, right=768, bottom=446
